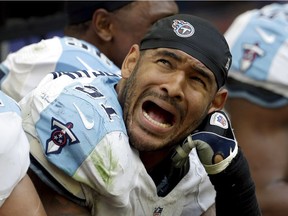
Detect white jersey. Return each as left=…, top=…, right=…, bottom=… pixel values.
left=0, top=91, right=30, bottom=207
left=0, top=36, right=120, bottom=102
left=20, top=70, right=215, bottom=216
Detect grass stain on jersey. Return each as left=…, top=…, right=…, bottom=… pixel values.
left=91, top=144, right=118, bottom=187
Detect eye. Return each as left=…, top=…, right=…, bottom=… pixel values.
left=190, top=76, right=206, bottom=87
left=157, top=58, right=171, bottom=67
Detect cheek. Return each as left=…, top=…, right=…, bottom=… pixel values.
left=184, top=107, right=208, bottom=132
left=185, top=93, right=211, bottom=123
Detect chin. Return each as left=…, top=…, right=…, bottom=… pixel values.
left=130, top=135, right=168, bottom=152
left=131, top=141, right=155, bottom=152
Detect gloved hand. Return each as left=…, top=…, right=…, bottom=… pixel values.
left=172, top=110, right=238, bottom=175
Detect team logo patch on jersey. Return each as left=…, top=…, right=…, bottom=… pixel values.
left=172, top=19, right=195, bottom=38
left=46, top=117, right=79, bottom=154
left=153, top=207, right=163, bottom=216
left=240, top=42, right=264, bottom=72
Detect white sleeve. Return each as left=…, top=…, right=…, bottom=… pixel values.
left=0, top=112, right=30, bottom=207
left=0, top=37, right=63, bottom=102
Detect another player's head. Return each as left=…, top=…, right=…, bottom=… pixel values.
left=64, top=1, right=179, bottom=67
left=117, top=14, right=232, bottom=152
left=224, top=3, right=288, bottom=108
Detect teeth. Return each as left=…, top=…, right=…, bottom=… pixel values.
left=143, top=111, right=171, bottom=128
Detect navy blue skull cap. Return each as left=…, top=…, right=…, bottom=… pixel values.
left=140, top=14, right=232, bottom=89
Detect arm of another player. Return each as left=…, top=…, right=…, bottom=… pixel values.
left=201, top=204, right=216, bottom=216
left=28, top=169, right=91, bottom=216
left=0, top=174, right=47, bottom=216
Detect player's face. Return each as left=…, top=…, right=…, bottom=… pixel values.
left=118, top=45, right=226, bottom=152
left=109, top=1, right=179, bottom=67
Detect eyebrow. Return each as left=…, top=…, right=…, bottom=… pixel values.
left=155, top=49, right=215, bottom=83
left=156, top=50, right=182, bottom=62
left=192, top=65, right=214, bottom=84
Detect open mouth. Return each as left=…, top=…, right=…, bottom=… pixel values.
left=142, top=101, right=175, bottom=128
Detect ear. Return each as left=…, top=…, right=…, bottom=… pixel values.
left=91, top=9, right=113, bottom=41
left=208, top=88, right=228, bottom=113
left=121, top=44, right=140, bottom=78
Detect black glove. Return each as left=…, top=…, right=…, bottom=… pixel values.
left=172, top=110, right=238, bottom=174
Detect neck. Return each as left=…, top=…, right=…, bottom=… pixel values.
left=139, top=149, right=171, bottom=173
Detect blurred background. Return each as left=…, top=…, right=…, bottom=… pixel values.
left=0, top=1, right=279, bottom=61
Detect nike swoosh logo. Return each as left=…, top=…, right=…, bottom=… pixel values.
left=256, top=27, right=276, bottom=44
left=73, top=103, right=94, bottom=130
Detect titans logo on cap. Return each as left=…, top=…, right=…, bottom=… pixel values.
left=172, top=19, right=195, bottom=38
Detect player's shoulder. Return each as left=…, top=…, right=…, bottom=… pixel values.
left=58, top=36, right=99, bottom=55
left=24, top=69, right=122, bottom=138
left=29, top=73, right=127, bottom=186
left=57, top=37, right=120, bottom=73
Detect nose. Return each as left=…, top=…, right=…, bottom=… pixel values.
left=160, top=71, right=185, bottom=101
